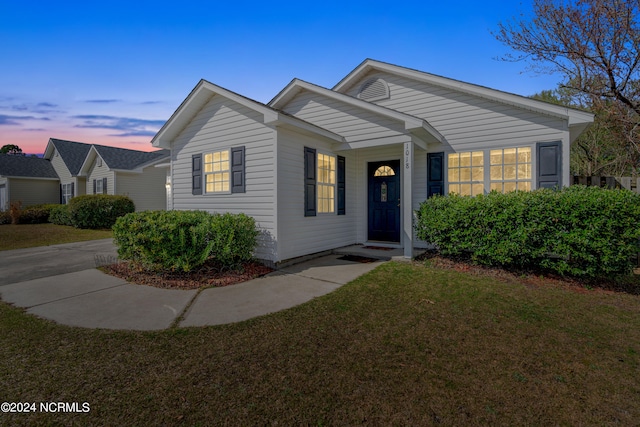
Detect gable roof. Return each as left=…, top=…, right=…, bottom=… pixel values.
left=93, top=145, right=169, bottom=170
left=43, top=138, right=92, bottom=176
left=151, top=79, right=343, bottom=149
left=269, top=78, right=445, bottom=145
left=333, top=59, right=594, bottom=132
left=0, top=154, right=58, bottom=179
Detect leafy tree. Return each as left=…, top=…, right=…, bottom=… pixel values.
left=0, top=144, right=24, bottom=155
left=496, top=0, right=640, bottom=175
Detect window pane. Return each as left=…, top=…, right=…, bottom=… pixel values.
left=490, top=182, right=502, bottom=192
left=448, top=153, right=459, bottom=168
left=517, top=147, right=531, bottom=163
left=517, top=164, right=531, bottom=179
left=504, top=182, right=517, bottom=193
left=490, top=165, right=502, bottom=180
left=490, top=150, right=502, bottom=165
left=329, top=170, right=335, bottom=184
left=472, top=151, right=483, bottom=166
left=204, top=154, right=213, bottom=163
left=448, top=184, right=460, bottom=195
left=459, top=184, right=472, bottom=196
left=504, top=165, right=517, bottom=180
left=518, top=181, right=531, bottom=191
left=222, top=182, right=230, bottom=192
left=448, top=168, right=459, bottom=182
left=221, top=150, right=229, bottom=161
left=503, top=148, right=516, bottom=164
left=472, top=167, right=483, bottom=181
left=460, top=167, right=471, bottom=181
left=459, top=152, right=471, bottom=167
left=213, top=152, right=220, bottom=162
left=472, top=183, right=484, bottom=196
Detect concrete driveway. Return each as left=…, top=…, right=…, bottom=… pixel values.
left=0, top=240, right=389, bottom=330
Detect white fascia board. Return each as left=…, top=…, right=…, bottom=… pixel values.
left=335, top=134, right=412, bottom=151
left=43, top=139, right=56, bottom=160
left=78, top=147, right=99, bottom=176
left=152, top=80, right=279, bottom=149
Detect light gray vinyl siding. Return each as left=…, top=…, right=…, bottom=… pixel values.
left=86, top=158, right=114, bottom=194
left=50, top=148, right=73, bottom=184
left=7, top=178, right=59, bottom=207
left=276, top=128, right=357, bottom=261
left=346, top=71, right=568, bottom=151
left=50, top=148, right=85, bottom=198
left=171, top=94, right=277, bottom=261
left=116, top=165, right=167, bottom=211
left=281, top=90, right=406, bottom=142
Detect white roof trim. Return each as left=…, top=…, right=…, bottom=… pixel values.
left=269, top=79, right=445, bottom=144
left=334, top=59, right=594, bottom=126
left=152, top=79, right=343, bottom=148
left=78, top=146, right=100, bottom=176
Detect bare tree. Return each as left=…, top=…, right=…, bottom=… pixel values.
left=496, top=0, right=640, bottom=174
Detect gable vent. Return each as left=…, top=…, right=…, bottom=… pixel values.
left=357, top=78, right=390, bottom=102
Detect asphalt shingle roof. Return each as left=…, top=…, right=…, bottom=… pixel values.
left=0, top=154, right=58, bottom=179
left=93, top=145, right=169, bottom=170
left=50, top=138, right=92, bottom=176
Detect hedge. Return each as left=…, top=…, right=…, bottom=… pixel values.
left=112, top=210, right=259, bottom=272
left=48, top=204, right=73, bottom=226
left=69, top=195, right=135, bottom=229
left=415, top=186, right=640, bottom=279
left=9, top=204, right=59, bottom=224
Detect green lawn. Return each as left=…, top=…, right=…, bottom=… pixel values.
left=1, top=261, right=639, bottom=425
left=0, top=224, right=112, bottom=251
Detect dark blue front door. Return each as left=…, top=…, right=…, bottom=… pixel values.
left=368, top=160, right=400, bottom=242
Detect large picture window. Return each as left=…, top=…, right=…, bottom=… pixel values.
left=448, top=151, right=484, bottom=196
left=317, top=152, right=336, bottom=213
left=204, top=150, right=230, bottom=193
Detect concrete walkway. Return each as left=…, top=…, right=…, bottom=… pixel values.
left=0, top=240, right=391, bottom=330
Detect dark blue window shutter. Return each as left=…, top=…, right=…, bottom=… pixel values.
left=537, top=142, right=562, bottom=189
left=231, top=146, right=245, bottom=193
left=93, top=179, right=97, bottom=195
left=304, top=147, right=316, bottom=217
left=102, top=177, right=107, bottom=194
left=71, top=182, right=75, bottom=198
left=60, top=184, right=63, bottom=203
left=192, top=154, right=202, bottom=195
left=427, top=152, right=445, bottom=198
left=337, top=155, right=346, bottom=215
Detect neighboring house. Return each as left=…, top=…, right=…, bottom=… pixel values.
left=43, top=138, right=169, bottom=211
left=43, top=138, right=92, bottom=204
left=152, top=59, right=594, bottom=265
left=79, top=144, right=170, bottom=211
left=0, top=154, right=60, bottom=210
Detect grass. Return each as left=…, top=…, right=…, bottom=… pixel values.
left=0, top=224, right=112, bottom=251
left=1, top=261, right=640, bottom=425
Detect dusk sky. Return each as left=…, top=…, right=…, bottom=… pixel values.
left=1, top=0, right=561, bottom=155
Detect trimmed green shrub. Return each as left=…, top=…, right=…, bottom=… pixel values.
left=69, top=195, right=135, bottom=229
left=49, top=204, right=73, bottom=226
left=416, top=186, right=640, bottom=279
left=112, top=210, right=259, bottom=272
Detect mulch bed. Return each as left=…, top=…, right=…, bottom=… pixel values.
left=101, top=260, right=273, bottom=290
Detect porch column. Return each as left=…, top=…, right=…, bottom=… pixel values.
left=402, top=141, right=414, bottom=258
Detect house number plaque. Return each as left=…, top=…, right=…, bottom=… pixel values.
left=381, top=182, right=387, bottom=202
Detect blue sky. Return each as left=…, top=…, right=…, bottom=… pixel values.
left=0, top=0, right=559, bottom=154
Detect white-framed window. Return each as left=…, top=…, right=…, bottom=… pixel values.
left=446, top=146, right=534, bottom=196
left=490, top=147, right=532, bottom=192
left=204, top=149, right=230, bottom=193
left=448, top=151, right=485, bottom=196
left=62, top=183, right=73, bottom=204
left=95, top=179, right=103, bottom=194
left=317, top=152, right=336, bottom=213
